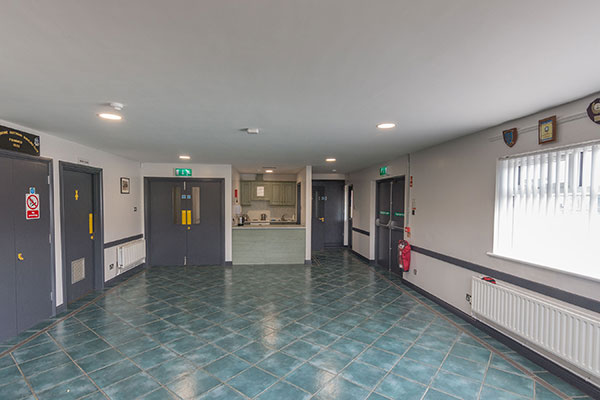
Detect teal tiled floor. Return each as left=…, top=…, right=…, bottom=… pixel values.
left=0, top=249, right=592, bottom=399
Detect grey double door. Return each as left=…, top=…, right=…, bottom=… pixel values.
left=0, top=155, right=52, bottom=342
left=147, top=179, right=223, bottom=266
left=375, top=177, right=406, bottom=274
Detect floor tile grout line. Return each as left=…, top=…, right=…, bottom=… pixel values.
left=75, top=271, right=320, bottom=400
left=49, top=280, right=192, bottom=397
left=6, top=251, right=575, bottom=400
left=10, top=353, right=39, bottom=400
left=44, top=334, right=110, bottom=399
left=414, top=332, right=463, bottom=400
left=158, top=270, right=418, bottom=398
left=345, top=253, right=572, bottom=400
left=309, top=284, right=441, bottom=399
left=0, top=267, right=148, bottom=360
left=476, top=347, right=494, bottom=399
left=315, top=250, right=568, bottom=399
left=72, top=281, right=222, bottom=400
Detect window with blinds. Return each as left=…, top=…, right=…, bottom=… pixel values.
left=493, top=141, right=600, bottom=280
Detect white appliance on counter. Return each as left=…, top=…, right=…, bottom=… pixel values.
left=247, top=210, right=271, bottom=225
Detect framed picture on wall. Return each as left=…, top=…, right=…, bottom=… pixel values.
left=120, top=177, right=130, bottom=194
left=538, top=116, right=557, bottom=144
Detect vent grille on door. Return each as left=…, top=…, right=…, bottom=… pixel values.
left=71, top=258, right=85, bottom=284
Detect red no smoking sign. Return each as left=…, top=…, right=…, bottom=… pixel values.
left=26, top=193, right=40, bottom=220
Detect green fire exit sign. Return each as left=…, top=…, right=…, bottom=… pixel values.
left=174, top=168, right=192, bottom=177
left=379, top=166, right=388, bottom=176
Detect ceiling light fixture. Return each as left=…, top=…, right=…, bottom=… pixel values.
left=377, top=123, right=396, bottom=129
left=332, top=169, right=337, bottom=172
left=179, top=155, right=191, bottom=160
left=98, top=102, right=125, bottom=121
left=326, top=158, right=336, bottom=162
left=97, top=113, right=122, bottom=121
left=265, top=169, right=274, bottom=173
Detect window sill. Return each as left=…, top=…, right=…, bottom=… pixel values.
left=486, top=252, right=600, bottom=284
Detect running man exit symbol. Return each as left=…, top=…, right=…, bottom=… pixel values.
left=75, top=190, right=79, bottom=200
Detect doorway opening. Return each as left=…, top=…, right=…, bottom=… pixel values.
left=59, top=162, right=104, bottom=305
left=375, top=176, right=406, bottom=274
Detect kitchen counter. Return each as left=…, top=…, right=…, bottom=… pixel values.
left=232, top=225, right=306, bottom=264
left=233, top=224, right=305, bottom=230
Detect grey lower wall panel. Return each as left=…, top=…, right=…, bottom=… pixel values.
left=233, top=228, right=306, bottom=265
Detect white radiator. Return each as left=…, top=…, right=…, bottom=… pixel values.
left=471, top=276, right=600, bottom=381
left=117, top=239, right=146, bottom=272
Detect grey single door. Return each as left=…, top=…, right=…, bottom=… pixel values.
left=148, top=180, right=187, bottom=266
left=186, top=181, right=223, bottom=265
left=12, top=158, right=52, bottom=332
left=321, top=181, right=344, bottom=247
left=311, top=185, right=326, bottom=251
left=0, top=157, right=17, bottom=340
left=63, top=169, right=96, bottom=303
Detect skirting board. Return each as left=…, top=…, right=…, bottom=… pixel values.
left=351, top=249, right=377, bottom=267
left=401, top=279, right=600, bottom=399
left=105, top=262, right=147, bottom=286
left=56, top=263, right=147, bottom=315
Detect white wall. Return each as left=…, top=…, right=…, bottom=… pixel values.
left=232, top=167, right=241, bottom=220
left=0, top=119, right=144, bottom=307
left=240, top=173, right=298, bottom=182
left=349, top=93, right=600, bottom=309
left=140, top=163, right=233, bottom=263
left=313, top=173, right=347, bottom=180
left=296, top=166, right=312, bottom=261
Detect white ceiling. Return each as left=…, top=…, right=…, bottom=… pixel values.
left=1, top=1, right=599, bottom=173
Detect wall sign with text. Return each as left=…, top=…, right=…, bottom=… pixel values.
left=0, top=126, right=40, bottom=156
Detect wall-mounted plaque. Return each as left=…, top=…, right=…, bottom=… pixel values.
left=0, top=126, right=40, bottom=156
left=587, top=98, right=600, bottom=125
left=538, top=116, right=557, bottom=144
left=502, top=128, right=518, bottom=147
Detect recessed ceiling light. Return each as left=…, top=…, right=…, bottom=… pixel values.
left=377, top=122, right=396, bottom=129
left=179, top=155, right=191, bottom=160
left=326, top=158, right=336, bottom=162
left=332, top=169, right=337, bottom=172
left=265, top=169, right=274, bottom=173
left=97, top=113, right=122, bottom=121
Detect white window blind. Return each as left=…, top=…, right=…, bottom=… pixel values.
left=493, top=142, right=600, bottom=280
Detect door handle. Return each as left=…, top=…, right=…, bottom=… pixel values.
left=17, top=253, right=24, bottom=261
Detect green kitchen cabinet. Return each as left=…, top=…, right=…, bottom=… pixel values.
left=270, top=182, right=295, bottom=206
left=283, top=182, right=296, bottom=206
left=270, top=183, right=283, bottom=205
left=251, top=182, right=272, bottom=201
left=240, top=181, right=252, bottom=205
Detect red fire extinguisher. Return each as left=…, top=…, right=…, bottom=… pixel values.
left=398, top=240, right=411, bottom=272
